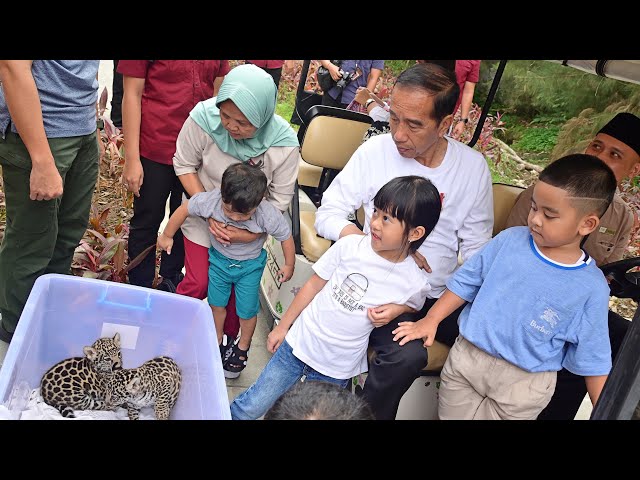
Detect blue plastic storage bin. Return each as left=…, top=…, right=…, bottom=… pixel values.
left=0, top=274, right=230, bottom=420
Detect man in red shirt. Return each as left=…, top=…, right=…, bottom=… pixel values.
left=118, top=60, right=230, bottom=292
left=452, top=60, right=481, bottom=139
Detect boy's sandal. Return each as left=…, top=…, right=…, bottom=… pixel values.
left=223, top=343, right=249, bottom=379
left=220, top=342, right=232, bottom=364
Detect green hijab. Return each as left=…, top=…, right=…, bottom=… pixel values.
left=189, top=64, right=299, bottom=162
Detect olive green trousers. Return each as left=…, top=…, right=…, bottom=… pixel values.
left=0, top=131, right=98, bottom=333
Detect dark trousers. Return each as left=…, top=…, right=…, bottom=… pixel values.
left=537, top=309, right=631, bottom=420
left=111, top=60, right=123, bottom=128
left=361, top=296, right=466, bottom=420
left=321, top=91, right=348, bottom=109
left=262, top=67, right=283, bottom=88
left=0, top=131, right=98, bottom=332
left=245, top=63, right=283, bottom=89
left=127, top=157, right=185, bottom=288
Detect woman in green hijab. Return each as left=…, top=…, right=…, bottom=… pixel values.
left=172, top=64, right=300, bottom=370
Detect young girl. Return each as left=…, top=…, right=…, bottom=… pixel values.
left=230, top=175, right=442, bottom=420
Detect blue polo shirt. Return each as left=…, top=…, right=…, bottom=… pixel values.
left=447, top=226, right=612, bottom=376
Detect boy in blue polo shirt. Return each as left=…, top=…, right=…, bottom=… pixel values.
left=158, top=163, right=294, bottom=378
left=393, top=153, right=616, bottom=420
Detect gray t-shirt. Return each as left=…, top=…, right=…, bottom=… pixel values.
left=0, top=60, right=100, bottom=139
left=188, top=189, right=291, bottom=261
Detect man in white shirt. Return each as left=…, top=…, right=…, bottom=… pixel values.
left=315, top=63, right=494, bottom=420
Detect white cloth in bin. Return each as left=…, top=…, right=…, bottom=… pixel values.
left=0, top=405, right=20, bottom=420
left=12, top=388, right=155, bottom=420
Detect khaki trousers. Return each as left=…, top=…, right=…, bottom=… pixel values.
left=439, top=335, right=557, bottom=420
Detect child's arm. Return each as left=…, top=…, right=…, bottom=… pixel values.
left=585, top=375, right=608, bottom=407
left=367, top=304, right=416, bottom=328
left=267, top=273, right=327, bottom=353
left=276, top=235, right=296, bottom=282
left=157, top=202, right=190, bottom=255
left=392, top=290, right=466, bottom=347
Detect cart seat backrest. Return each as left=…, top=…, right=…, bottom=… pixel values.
left=492, top=183, right=525, bottom=237
left=300, top=105, right=373, bottom=170
left=296, top=106, right=373, bottom=262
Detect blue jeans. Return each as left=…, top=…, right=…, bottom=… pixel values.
left=230, top=339, right=350, bottom=420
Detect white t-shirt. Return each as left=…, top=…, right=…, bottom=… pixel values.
left=285, top=234, right=431, bottom=379
left=315, top=133, right=493, bottom=298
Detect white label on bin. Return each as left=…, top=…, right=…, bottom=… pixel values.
left=101, top=323, right=139, bottom=350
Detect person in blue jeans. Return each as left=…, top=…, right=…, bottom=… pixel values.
left=157, top=163, right=295, bottom=379
left=230, top=175, right=442, bottom=420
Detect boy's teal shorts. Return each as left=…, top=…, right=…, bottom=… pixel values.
left=207, top=247, right=267, bottom=319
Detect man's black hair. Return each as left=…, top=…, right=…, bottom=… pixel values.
left=394, top=63, right=459, bottom=124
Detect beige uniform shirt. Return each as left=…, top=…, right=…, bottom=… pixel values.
left=173, top=117, right=301, bottom=248
left=505, top=185, right=634, bottom=266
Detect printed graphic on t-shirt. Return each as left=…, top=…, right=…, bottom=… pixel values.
left=332, top=273, right=368, bottom=312
left=540, top=307, right=559, bottom=328
left=529, top=306, right=559, bottom=336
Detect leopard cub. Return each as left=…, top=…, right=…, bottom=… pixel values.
left=104, top=356, right=181, bottom=420
left=41, top=333, right=122, bottom=418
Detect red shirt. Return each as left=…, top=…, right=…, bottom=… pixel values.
left=117, top=60, right=230, bottom=165
left=454, top=60, right=481, bottom=115
left=246, top=60, right=285, bottom=69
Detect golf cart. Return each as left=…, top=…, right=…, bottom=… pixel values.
left=258, top=60, right=640, bottom=420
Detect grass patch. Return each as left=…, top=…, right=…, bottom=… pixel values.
left=276, top=81, right=300, bottom=132
left=276, top=86, right=296, bottom=124
left=485, top=155, right=537, bottom=188
left=513, top=126, right=559, bottom=154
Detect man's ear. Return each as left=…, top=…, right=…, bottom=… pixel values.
left=438, top=114, right=453, bottom=137
left=629, top=161, right=640, bottom=180
left=578, top=213, right=600, bottom=237
left=409, top=226, right=426, bottom=243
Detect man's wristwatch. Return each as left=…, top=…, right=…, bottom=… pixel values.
left=365, top=98, right=376, bottom=109
left=460, top=118, right=469, bottom=124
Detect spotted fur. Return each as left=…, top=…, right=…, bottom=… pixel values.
left=104, top=356, right=181, bottom=420
left=40, top=333, right=123, bottom=418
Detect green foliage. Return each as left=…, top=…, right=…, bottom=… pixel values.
left=275, top=83, right=298, bottom=131
left=486, top=156, right=528, bottom=185
left=489, top=61, right=640, bottom=121
left=71, top=204, right=154, bottom=283
left=551, top=94, right=640, bottom=161
left=386, top=60, right=414, bottom=76
left=473, top=60, right=501, bottom=112
left=513, top=126, right=559, bottom=154
left=494, top=114, right=527, bottom=145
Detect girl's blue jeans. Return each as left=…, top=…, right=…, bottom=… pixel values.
left=230, top=339, right=350, bottom=420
